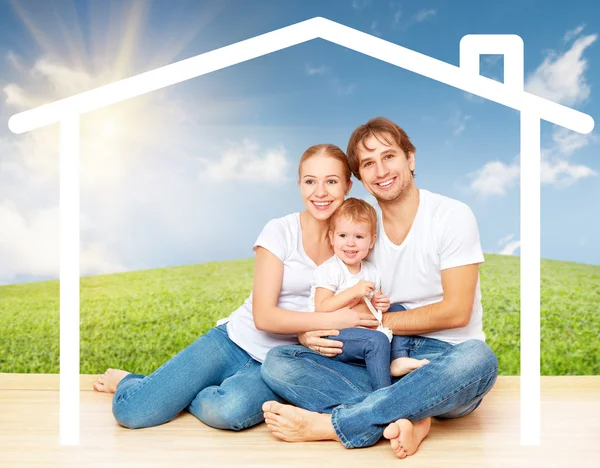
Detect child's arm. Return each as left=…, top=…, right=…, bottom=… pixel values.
left=316, top=281, right=376, bottom=312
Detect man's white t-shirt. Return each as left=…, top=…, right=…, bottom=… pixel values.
left=225, top=213, right=315, bottom=362
left=308, top=255, right=380, bottom=311
left=369, top=189, right=486, bottom=344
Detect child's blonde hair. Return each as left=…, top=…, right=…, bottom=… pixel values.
left=329, top=198, right=377, bottom=236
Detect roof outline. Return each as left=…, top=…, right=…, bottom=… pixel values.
left=8, top=16, right=595, bottom=134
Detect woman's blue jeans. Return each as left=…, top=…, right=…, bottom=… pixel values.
left=261, top=333, right=498, bottom=448
left=111, top=323, right=282, bottom=430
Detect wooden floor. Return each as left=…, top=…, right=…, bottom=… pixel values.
left=0, top=375, right=599, bottom=468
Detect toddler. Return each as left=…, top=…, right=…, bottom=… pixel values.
left=308, top=198, right=429, bottom=390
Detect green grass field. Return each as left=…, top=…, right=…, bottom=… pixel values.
left=0, top=254, right=598, bottom=375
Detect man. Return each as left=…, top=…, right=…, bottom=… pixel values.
left=260, top=117, right=498, bottom=459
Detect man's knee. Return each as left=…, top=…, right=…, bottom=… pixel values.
left=446, top=340, right=498, bottom=391
left=261, top=345, right=301, bottom=389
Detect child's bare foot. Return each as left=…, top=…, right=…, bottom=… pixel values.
left=92, top=368, right=130, bottom=393
left=383, top=417, right=431, bottom=459
left=262, top=401, right=339, bottom=442
left=390, top=357, right=430, bottom=377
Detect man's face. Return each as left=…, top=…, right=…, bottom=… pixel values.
left=356, top=133, right=415, bottom=203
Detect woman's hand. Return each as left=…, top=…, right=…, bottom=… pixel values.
left=371, top=293, right=391, bottom=312
left=298, top=330, right=344, bottom=357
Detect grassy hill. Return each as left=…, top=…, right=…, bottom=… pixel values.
left=0, top=254, right=598, bottom=375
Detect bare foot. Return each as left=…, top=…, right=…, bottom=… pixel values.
left=262, top=401, right=339, bottom=442
left=390, top=357, right=430, bottom=377
left=383, top=418, right=431, bottom=459
left=92, top=368, right=130, bottom=393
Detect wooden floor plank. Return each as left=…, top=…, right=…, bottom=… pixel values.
left=1, top=375, right=599, bottom=467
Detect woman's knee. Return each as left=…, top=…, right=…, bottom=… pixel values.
left=112, top=402, right=153, bottom=429
left=190, top=387, right=262, bottom=431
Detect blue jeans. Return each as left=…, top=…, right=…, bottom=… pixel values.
left=112, top=323, right=282, bottom=430
left=331, top=328, right=392, bottom=390
left=261, top=337, right=498, bottom=448
left=329, top=303, right=412, bottom=390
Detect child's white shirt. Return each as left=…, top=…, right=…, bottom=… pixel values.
left=308, top=255, right=381, bottom=311
left=308, top=255, right=392, bottom=341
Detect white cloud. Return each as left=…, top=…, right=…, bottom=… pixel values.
left=525, top=33, right=597, bottom=107
left=371, top=20, right=382, bottom=37
left=499, top=240, right=521, bottom=256
left=352, top=0, right=372, bottom=10
left=551, top=127, right=594, bottom=156
left=469, top=161, right=520, bottom=196
left=393, top=9, right=402, bottom=26
left=564, top=24, right=585, bottom=43
left=305, top=63, right=326, bottom=75
left=451, top=110, right=471, bottom=136
left=3, top=83, right=38, bottom=109
left=414, top=9, right=436, bottom=22
left=540, top=158, right=597, bottom=186
left=0, top=201, right=126, bottom=282
left=198, top=140, right=290, bottom=183
left=498, top=234, right=514, bottom=246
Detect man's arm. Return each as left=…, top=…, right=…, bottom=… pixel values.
left=382, top=263, right=479, bottom=334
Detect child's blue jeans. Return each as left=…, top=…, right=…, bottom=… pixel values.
left=330, top=303, right=411, bottom=390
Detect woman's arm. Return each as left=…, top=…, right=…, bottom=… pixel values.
left=252, top=247, right=379, bottom=334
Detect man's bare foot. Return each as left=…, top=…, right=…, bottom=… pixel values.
left=262, top=401, right=339, bottom=443
left=383, top=417, right=431, bottom=459
left=390, top=357, right=430, bottom=377
left=92, top=368, right=130, bottom=393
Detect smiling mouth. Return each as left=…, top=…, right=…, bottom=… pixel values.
left=376, top=177, right=396, bottom=188
left=311, top=200, right=333, bottom=210
left=343, top=250, right=358, bottom=257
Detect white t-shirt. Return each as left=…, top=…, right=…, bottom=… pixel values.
left=308, top=255, right=381, bottom=311
left=369, top=189, right=486, bottom=344
left=225, top=213, right=316, bottom=362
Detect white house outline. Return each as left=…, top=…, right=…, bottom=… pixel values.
left=7, top=17, right=595, bottom=447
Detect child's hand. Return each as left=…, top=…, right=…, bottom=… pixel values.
left=371, top=293, right=390, bottom=312
left=353, top=280, right=376, bottom=298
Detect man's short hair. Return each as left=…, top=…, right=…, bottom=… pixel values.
left=346, top=117, right=416, bottom=180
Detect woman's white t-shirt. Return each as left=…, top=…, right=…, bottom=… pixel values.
left=225, top=212, right=317, bottom=362
left=368, top=189, right=486, bottom=344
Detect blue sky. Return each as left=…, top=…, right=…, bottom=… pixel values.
left=0, top=0, right=598, bottom=284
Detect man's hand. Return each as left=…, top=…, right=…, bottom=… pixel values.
left=298, top=330, right=344, bottom=357
left=371, top=293, right=390, bottom=312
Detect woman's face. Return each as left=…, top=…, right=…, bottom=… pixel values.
left=298, top=153, right=352, bottom=222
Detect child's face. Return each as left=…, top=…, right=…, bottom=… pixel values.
left=329, top=217, right=376, bottom=268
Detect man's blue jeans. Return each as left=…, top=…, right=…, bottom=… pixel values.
left=111, top=324, right=282, bottom=430
left=261, top=330, right=498, bottom=448
left=330, top=303, right=412, bottom=390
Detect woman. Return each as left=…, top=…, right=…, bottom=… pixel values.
left=93, top=144, right=379, bottom=431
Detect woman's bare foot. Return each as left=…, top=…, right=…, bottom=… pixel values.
left=262, top=401, right=339, bottom=442
left=383, top=417, right=431, bottom=459
left=92, top=368, right=130, bottom=393
left=390, top=357, right=430, bottom=377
